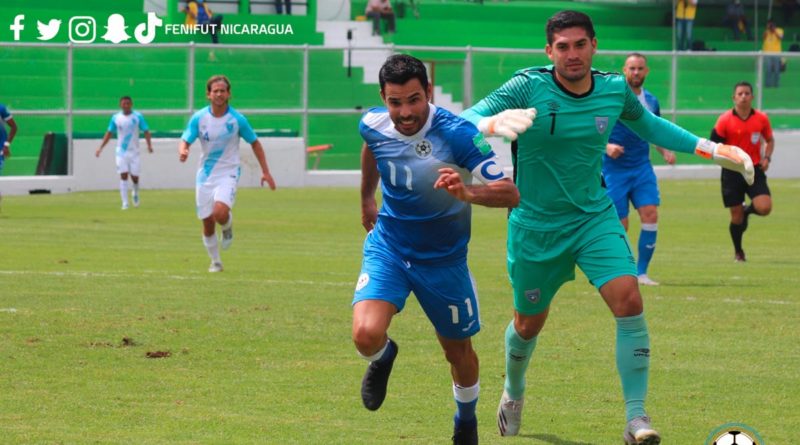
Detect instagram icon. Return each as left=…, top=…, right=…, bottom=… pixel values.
left=69, top=16, right=96, bottom=43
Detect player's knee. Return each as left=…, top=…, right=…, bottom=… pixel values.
left=757, top=203, right=772, bottom=216
left=352, top=323, right=384, bottom=355
left=213, top=208, right=228, bottom=224
left=611, top=289, right=643, bottom=317
left=514, top=317, right=544, bottom=340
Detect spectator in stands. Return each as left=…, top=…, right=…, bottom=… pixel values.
left=762, top=19, right=784, bottom=87
left=0, top=102, right=18, bottom=176
left=185, top=0, right=223, bottom=44
left=365, top=0, right=396, bottom=36
left=275, top=0, right=292, bottom=15
left=723, top=0, right=753, bottom=41
left=676, top=0, right=698, bottom=51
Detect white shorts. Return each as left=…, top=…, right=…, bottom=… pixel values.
left=116, top=153, right=141, bottom=176
left=196, top=173, right=238, bottom=219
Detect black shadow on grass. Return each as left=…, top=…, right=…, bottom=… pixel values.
left=523, top=433, right=596, bottom=445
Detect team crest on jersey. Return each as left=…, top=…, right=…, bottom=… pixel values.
left=414, top=139, right=433, bottom=158
left=595, top=116, right=609, bottom=134
left=750, top=132, right=761, bottom=144
left=226, top=122, right=235, bottom=133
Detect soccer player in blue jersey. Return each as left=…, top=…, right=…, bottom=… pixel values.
left=179, top=75, right=276, bottom=272
left=352, top=54, right=522, bottom=445
left=461, top=11, right=754, bottom=445
left=0, top=102, right=19, bottom=176
left=96, top=96, right=154, bottom=209
left=603, top=53, right=676, bottom=286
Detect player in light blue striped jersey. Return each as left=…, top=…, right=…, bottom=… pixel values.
left=179, top=75, right=276, bottom=273
left=352, top=55, right=522, bottom=445
left=96, top=96, right=153, bottom=210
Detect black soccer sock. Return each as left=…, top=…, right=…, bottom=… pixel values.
left=729, top=222, right=745, bottom=253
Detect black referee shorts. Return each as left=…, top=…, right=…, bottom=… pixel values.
left=721, top=165, right=770, bottom=208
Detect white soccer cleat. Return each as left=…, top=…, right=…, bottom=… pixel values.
left=497, top=390, right=523, bottom=437
left=623, top=416, right=660, bottom=445
left=208, top=261, right=223, bottom=273
left=121, top=203, right=129, bottom=210
left=221, top=227, right=233, bottom=250
left=637, top=274, right=659, bottom=286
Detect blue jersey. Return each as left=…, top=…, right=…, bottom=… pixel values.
left=0, top=104, right=11, bottom=145
left=360, top=104, right=504, bottom=264
left=604, top=89, right=661, bottom=170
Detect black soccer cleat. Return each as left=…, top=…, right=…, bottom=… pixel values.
left=734, top=250, right=746, bottom=262
left=452, top=417, right=478, bottom=445
left=360, top=339, right=398, bottom=411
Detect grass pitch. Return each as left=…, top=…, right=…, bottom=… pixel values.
left=1, top=179, right=798, bottom=444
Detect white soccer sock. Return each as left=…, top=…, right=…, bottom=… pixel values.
left=119, top=180, right=129, bottom=205
left=358, top=338, right=390, bottom=362
left=453, top=380, right=480, bottom=404
left=202, top=234, right=221, bottom=262
left=221, top=212, right=233, bottom=231
left=132, top=182, right=140, bottom=196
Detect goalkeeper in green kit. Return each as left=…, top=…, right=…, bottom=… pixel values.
left=461, top=10, right=754, bottom=445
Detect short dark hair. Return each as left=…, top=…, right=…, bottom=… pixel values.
left=378, top=54, right=429, bottom=91
left=734, top=81, right=753, bottom=93
left=546, top=10, right=596, bottom=45
left=626, top=52, right=647, bottom=63
left=206, top=75, right=231, bottom=92
left=119, top=96, right=132, bottom=103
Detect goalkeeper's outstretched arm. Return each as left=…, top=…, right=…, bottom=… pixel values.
left=622, top=110, right=755, bottom=185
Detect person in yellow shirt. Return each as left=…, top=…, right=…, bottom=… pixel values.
left=185, top=0, right=223, bottom=44
left=676, top=0, right=698, bottom=50
left=763, top=19, right=784, bottom=87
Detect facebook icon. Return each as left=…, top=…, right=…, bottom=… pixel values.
left=10, top=14, right=25, bottom=41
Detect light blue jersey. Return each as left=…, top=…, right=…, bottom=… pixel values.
left=603, top=89, right=661, bottom=171
left=181, top=106, right=257, bottom=184
left=108, top=111, right=149, bottom=156
left=360, top=103, right=505, bottom=264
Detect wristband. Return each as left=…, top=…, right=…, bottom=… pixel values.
left=3, top=141, right=9, bottom=147
left=765, top=155, right=771, bottom=161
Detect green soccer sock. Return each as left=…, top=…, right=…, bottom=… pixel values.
left=504, top=320, right=538, bottom=400
left=616, top=313, right=650, bottom=421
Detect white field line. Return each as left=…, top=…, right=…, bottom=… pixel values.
left=0, top=270, right=354, bottom=288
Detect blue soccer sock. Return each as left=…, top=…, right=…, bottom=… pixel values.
left=637, top=223, right=658, bottom=276
left=453, top=381, right=479, bottom=424
left=504, top=320, right=538, bottom=400
left=616, top=314, right=650, bottom=421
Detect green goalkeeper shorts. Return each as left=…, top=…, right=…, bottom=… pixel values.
left=507, top=205, right=637, bottom=315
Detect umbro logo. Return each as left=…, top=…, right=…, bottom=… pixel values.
left=509, top=353, right=526, bottom=362
left=634, top=348, right=650, bottom=358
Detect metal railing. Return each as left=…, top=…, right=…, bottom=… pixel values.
left=3, top=41, right=799, bottom=173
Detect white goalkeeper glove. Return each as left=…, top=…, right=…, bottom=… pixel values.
left=477, top=108, right=537, bottom=141
left=695, top=138, right=755, bottom=185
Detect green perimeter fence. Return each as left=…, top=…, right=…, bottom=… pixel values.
left=2, top=41, right=799, bottom=175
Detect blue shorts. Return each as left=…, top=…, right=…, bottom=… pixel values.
left=603, top=164, right=660, bottom=219
left=0, top=155, right=4, bottom=175
left=353, top=231, right=480, bottom=340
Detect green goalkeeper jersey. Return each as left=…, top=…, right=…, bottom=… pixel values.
left=462, top=65, right=699, bottom=230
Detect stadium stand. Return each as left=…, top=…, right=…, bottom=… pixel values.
left=0, top=0, right=797, bottom=174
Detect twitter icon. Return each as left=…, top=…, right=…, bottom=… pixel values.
left=37, top=19, right=61, bottom=41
